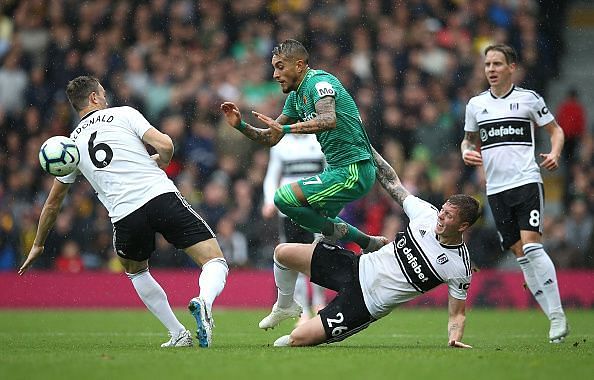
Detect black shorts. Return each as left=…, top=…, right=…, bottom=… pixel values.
left=113, top=192, right=215, bottom=261
left=310, top=243, right=375, bottom=344
left=280, top=217, right=315, bottom=244
left=488, top=183, right=544, bottom=250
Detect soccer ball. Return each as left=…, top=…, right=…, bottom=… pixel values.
left=39, top=136, right=80, bottom=176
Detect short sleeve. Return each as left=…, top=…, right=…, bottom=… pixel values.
left=464, top=101, right=479, bottom=132
left=281, top=92, right=299, bottom=120
left=447, top=276, right=472, bottom=300
left=310, top=79, right=337, bottom=104
left=529, top=95, right=555, bottom=127
left=124, top=106, right=153, bottom=137
left=56, top=168, right=81, bottom=184
left=403, top=195, right=438, bottom=220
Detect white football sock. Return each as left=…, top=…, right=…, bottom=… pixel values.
left=311, top=283, right=326, bottom=309
left=198, top=257, right=229, bottom=312
left=128, top=269, right=185, bottom=334
left=274, top=258, right=298, bottom=308
left=524, top=243, right=564, bottom=317
left=294, top=273, right=310, bottom=315
left=517, top=255, right=549, bottom=319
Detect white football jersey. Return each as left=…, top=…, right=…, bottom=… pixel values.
left=464, top=85, right=555, bottom=195
left=263, top=134, right=325, bottom=217
left=58, top=106, right=178, bottom=222
left=359, top=196, right=472, bottom=319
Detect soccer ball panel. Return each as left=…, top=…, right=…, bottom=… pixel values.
left=39, top=136, right=80, bottom=176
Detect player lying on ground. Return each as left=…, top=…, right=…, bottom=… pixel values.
left=260, top=148, right=479, bottom=347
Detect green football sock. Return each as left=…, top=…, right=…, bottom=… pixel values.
left=330, top=216, right=370, bottom=248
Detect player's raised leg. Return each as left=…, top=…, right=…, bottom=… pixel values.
left=184, top=238, right=228, bottom=348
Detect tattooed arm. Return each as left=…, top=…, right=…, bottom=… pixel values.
left=253, top=97, right=336, bottom=135
left=371, top=146, right=410, bottom=207
left=220, top=102, right=291, bottom=147
left=289, top=96, right=336, bottom=133
left=447, top=295, right=471, bottom=348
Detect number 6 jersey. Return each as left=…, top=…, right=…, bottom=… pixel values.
left=59, top=106, right=178, bottom=222
left=358, top=196, right=473, bottom=319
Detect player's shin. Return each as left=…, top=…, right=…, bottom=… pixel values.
left=274, top=257, right=299, bottom=308
left=127, top=269, right=185, bottom=334
left=198, top=258, right=229, bottom=311
left=523, top=244, right=564, bottom=316
left=517, top=255, right=550, bottom=318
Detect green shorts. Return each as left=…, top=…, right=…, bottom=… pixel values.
left=297, top=159, right=376, bottom=218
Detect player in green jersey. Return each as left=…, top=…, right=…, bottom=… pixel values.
left=221, top=39, right=387, bottom=252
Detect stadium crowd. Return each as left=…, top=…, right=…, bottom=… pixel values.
left=0, top=0, right=591, bottom=273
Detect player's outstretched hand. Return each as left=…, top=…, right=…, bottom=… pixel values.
left=448, top=340, right=473, bottom=349
left=18, top=244, right=44, bottom=275
left=462, top=149, right=483, bottom=167
left=252, top=111, right=282, bottom=133
left=220, top=102, right=242, bottom=128
left=539, top=152, right=559, bottom=171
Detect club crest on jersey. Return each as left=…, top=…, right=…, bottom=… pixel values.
left=436, top=253, right=449, bottom=265
left=509, top=103, right=519, bottom=111
left=303, top=95, right=307, bottom=104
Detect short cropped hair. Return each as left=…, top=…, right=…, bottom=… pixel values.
left=484, top=44, right=518, bottom=65
left=272, top=39, right=309, bottom=64
left=66, top=76, right=101, bottom=111
left=446, top=194, right=480, bottom=226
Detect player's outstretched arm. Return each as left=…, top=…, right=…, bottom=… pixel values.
left=19, top=179, right=71, bottom=275
left=265, top=96, right=337, bottom=135
left=539, top=121, right=565, bottom=171
left=371, top=146, right=410, bottom=206
left=447, top=295, right=472, bottom=348
left=461, top=132, right=483, bottom=167
left=220, top=102, right=285, bottom=147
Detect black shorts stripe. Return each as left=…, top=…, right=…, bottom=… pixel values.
left=174, top=192, right=215, bottom=236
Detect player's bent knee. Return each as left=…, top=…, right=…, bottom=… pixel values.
left=273, top=243, right=291, bottom=265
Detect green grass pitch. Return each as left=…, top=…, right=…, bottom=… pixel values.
left=1, top=308, right=592, bottom=380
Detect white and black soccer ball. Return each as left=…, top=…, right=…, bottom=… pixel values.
left=39, top=136, right=80, bottom=176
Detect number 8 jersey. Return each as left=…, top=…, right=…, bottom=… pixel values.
left=59, top=106, right=178, bottom=222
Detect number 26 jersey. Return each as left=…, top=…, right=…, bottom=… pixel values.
left=59, top=106, right=178, bottom=222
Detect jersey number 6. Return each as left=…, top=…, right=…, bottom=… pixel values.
left=88, top=131, right=113, bottom=168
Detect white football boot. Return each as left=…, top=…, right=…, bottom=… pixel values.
left=273, top=335, right=292, bottom=347
left=549, top=312, right=569, bottom=343
left=160, top=329, right=193, bottom=348
left=188, top=297, right=214, bottom=348
left=259, top=301, right=303, bottom=330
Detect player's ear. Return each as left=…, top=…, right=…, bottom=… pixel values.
left=458, top=221, right=470, bottom=233
left=296, top=59, right=305, bottom=73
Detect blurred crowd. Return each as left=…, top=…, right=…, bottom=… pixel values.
left=0, top=0, right=592, bottom=273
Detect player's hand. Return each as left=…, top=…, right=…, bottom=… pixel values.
left=539, top=152, right=560, bottom=171
left=448, top=340, right=472, bottom=349
left=462, top=149, right=483, bottom=167
left=19, top=244, right=44, bottom=275
left=252, top=111, right=283, bottom=133
left=261, top=204, right=277, bottom=219
left=220, top=102, right=242, bottom=128
left=150, top=154, right=169, bottom=169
